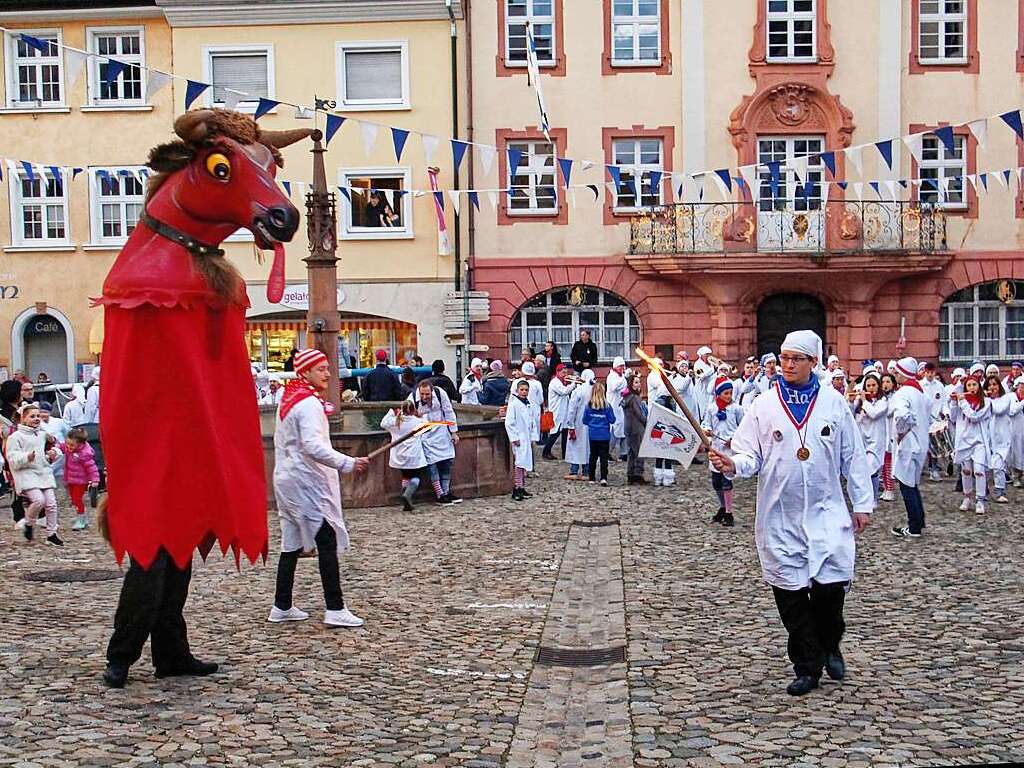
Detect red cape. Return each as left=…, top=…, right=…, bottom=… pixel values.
left=97, top=221, right=268, bottom=570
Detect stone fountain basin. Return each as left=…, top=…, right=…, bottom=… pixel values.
left=261, top=402, right=513, bottom=509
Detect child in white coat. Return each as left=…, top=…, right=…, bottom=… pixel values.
left=953, top=375, right=992, bottom=515
left=851, top=372, right=888, bottom=501
left=6, top=404, right=62, bottom=545
left=506, top=380, right=535, bottom=501
left=1010, top=376, right=1024, bottom=487
left=511, top=362, right=544, bottom=443
left=702, top=378, right=743, bottom=527
left=381, top=402, right=428, bottom=512
left=984, top=375, right=1021, bottom=504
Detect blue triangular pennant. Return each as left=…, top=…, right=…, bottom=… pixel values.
left=979, top=173, right=988, bottom=191
left=628, top=177, right=639, bottom=202
left=184, top=80, right=210, bottom=110
left=20, top=161, right=35, bottom=183
left=254, top=98, right=279, bottom=120
left=19, top=34, right=50, bottom=54
left=818, top=151, right=836, bottom=178
left=869, top=181, right=881, bottom=198
left=733, top=176, right=747, bottom=193
left=48, top=166, right=62, bottom=185
left=1000, top=110, right=1024, bottom=140
left=933, top=125, right=956, bottom=154
left=72, top=167, right=84, bottom=180
left=390, top=128, right=410, bottom=162
left=767, top=161, right=782, bottom=199
left=282, top=181, right=291, bottom=197
left=714, top=169, right=732, bottom=193
left=898, top=179, right=908, bottom=188
left=649, top=170, right=663, bottom=197
left=450, top=139, right=469, bottom=171
left=433, top=190, right=445, bottom=210
left=921, top=178, right=937, bottom=192
left=392, top=189, right=407, bottom=201
left=507, top=148, right=523, bottom=174
left=836, top=181, right=848, bottom=191
left=1003, top=169, right=1012, bottom=186
left=606, top=164, right=621, bottom=187
left=337, top=186, right=351, bottom=202
left=103, top=59, right=127, bottom=88
left=874, top=140, right=893, bottom=170
left=325, top=114, right=345, bottom=146
left=557, top=157, right=573, bottom=186
left=586, top=184, right=599, bottom=201
left=468, top=191, right=480, bottom=210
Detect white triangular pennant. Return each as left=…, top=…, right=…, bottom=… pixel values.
left=821, top=181, right=830, bottom=205
left=222, top=89, right=243, bottom=110
left=994, top=170, right=1009, bottom=189
left=790, top=155, right=808, bottom=183
left=966, top=118, right=988, bottom=149
left=477, top=145, right=496, bottom=176
left=422, top=134, right=440, bottom=164
left=884, top=179, right=897, bottom=200
left=710, top=172, right=730, bottom=200
left=739, top=165, right=760, bottom=202
left=965, top=174, right=978, bottom=194
left=692, top=173, right=706, bottom=201
left=903, top=133, right=925, bottom=164
left=146, top=69, right=173, bottom=99
left=486, top=190, right=498, bottom=208
left=852, top=181, right=863, bottom=200
left=447, top=190, right=461, bottom=216
left=570, top=187, right=577, bottom=210
left=940, top=176, right=952, bottom=199
left=66, top=49, right=88, bottom=91
left=845, top=145, right=864, bottom=177
left=605, top=181, right=617, bottom=205
left=581, top=160, right=594, bottom=171
left=294, top=105, right=314, bottom=120
left=360, top=123, right=379, bottom=157
left=295, top=181, right=306, bottom=199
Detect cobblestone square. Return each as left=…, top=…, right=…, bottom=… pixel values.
left=3, top=459, right=1022, bottom=767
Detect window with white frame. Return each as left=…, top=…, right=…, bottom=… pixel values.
left=87, top=28, right=145, bottom=105
left=509, top=288, right=641, bottom=363
left=204, top=45, right=273, bottom=110
left=89, top=168, right=145, bottom=245
left=611, top=0, right=660, bottom=65
left=4, top=30, right=63, bottom=108
left=8, top=169, right=70, bottom=246
left=612, top=138, right=663, bottom=210
left=338, top=168, right=413, bottom=239
left=337, top=42, right=409, bottom=110
left=939, top=281, right=1024, bottom=362
left=918, top=134, right=965, bottom=209
left=505, top=0, right=555, bottom=66
left=507, top=140, right=558, bottom=214
left=918, top=0, right=967, bottom=63
left=766, top=0, right=816, bottom=62
left=757, top=135, right=823, bottom=211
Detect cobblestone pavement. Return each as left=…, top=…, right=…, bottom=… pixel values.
left=2, top=457, right=1023, bottom=767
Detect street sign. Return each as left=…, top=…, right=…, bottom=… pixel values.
left=467, top=344, right=490, bottom=352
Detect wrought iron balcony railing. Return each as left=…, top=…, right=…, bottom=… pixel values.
left=628, top=200, right=948, bottom=256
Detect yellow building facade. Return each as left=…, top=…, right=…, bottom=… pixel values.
left=0, top=0, right=465, bottom=382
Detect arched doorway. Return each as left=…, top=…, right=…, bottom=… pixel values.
left=23, top=315, right=70, bottom=383
left=757, top=293, right=826, bottom=358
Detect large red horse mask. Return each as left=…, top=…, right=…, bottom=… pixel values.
left=98, top=110, right=312, bottom=569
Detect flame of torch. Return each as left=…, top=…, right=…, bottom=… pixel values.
left=366, top=420, right=457, bottom=460
left=635, top=347, right=711, bottom=449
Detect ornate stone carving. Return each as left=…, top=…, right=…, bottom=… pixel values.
left=769, top=84, right=813, bottom=126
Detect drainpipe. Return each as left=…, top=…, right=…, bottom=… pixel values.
left=447, top=0, right=465, bottom=381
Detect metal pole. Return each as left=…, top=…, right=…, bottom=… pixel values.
left=448, top=0, right=465, bottom=381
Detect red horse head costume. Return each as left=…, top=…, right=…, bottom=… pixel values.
left=97, top=109, right=312, bottom=569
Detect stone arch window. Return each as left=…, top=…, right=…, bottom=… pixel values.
left=938, top=281, right=1024, bottom=363
left=508, top=287, right=641, bottom=363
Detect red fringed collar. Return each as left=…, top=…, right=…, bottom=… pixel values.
left=278, top=378, right=335, bottom=421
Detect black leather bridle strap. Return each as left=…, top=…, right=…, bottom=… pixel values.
left=141, top=211, right=225, bottom=258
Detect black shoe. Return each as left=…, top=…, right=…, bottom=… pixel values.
left=154, top=658, right=219, bottom=679
left=47, top=534, right=64, bottom=546
left=102, top=664, right=128, bottom=688
left=786, top=675, right=819, bottom=696
left=445, top=493, right=463, bottom=504
left=955, top=477, right=963, bottom=492
left=23, top=524, right=33, bottom=541
left=511, top=488, right=524, bottom=501
left=435, top=496, right=453, bottom=506
left=541, top=453, right=555, bottom=461
left=711, top=507, right=726, bottom=524
left=520, top=489, right=532, bottom=498
left=825, top=650, right=845, bottom=681
left=400, top=495, right=414, bottom=512
left=721, top=513, right=735, bottom=527
left=691, top=457, right=705, bottom=465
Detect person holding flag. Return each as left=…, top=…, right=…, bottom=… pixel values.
left=708, top=330, right=873, bottom=697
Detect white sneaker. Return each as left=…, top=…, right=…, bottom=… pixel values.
left=662, top=472, right=675, bottom=486
left=1012, top=478, right=1022, bottom=488
left=929, top=469, right=942, bottom=482
left=994, top=495, right=1009, bottom=504
left=880, top=489, right=894, bottom=502
left=268, top=606, right=309, bottom=623
left=14, top=518, right=28, bottom=530
left=324, top=608, right=364, bottom=628
left=975, top=500, right=987, bottom=515
left=958, top=497, right=973, bottom=512
left=652, top=469, right=663, bottom=487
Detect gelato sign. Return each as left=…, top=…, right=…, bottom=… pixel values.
left=279, top=284, right=346, bottom=310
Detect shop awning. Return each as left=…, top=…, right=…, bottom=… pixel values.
left=88, top=311, right=104, bottom=354
left=246, top=318, right=415, bottom=332
left=246, top=320, right=305, bottom=332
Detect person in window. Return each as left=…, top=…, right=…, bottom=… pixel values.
left=362, top=350, right=403, bottom=402
left=569, top=330, right=598, bottom=373
left=364, top=190, right=399, bottom=228
left=543, top=341, right=562, bottom=371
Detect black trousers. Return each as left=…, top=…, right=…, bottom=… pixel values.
left=274, top=521, right=345, bottom=611
left=542, top=428, right=567, bottom=458
left=106, top=548, right=193, bottom=670
left=588, top=439, right=610, bottom=480
left=771, top=580, right=847, bottom=678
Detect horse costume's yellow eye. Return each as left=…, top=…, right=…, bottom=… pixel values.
left=206, top=153, right=231, bottom=180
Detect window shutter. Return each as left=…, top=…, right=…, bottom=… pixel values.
left=211, top=53, right=269, bottom=102
left=344, top=50, right=403, bottom=101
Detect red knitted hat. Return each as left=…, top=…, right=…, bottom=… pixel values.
left=294, top=349, right=328, bottom=375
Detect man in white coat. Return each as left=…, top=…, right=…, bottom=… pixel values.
left=269, top=349, right=369, bottom=628
left=709, top=330, right=873, bottom=697
left=85, top=366, right=101, bottom=423
left=693, top=347, right=716, bottom=421
left=542, top=364, right=577, bottom=460
left=459, top=358, right=484, bottom=405
left=889, top=357, right=931, bottom=539
left=919, top=361, right=946, bottom=482
left=409, top=379, right=460, bottom=504
left=606, top=357, right=628, bottom=461
left=564, top=369, right=594, bottom=479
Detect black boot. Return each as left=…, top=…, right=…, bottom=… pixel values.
left=786, top=675, right=819, bottom=696
left=711, top=507, right=726, bottom=524
left=511, top=488, right=524, bottom=501
left=825, top=649, right=846, bottom=680
left=154, top=658, right=219, bottom=679
left=102, top=663, right=129, bottom=688
left=721, top=512, right=735, bottom=527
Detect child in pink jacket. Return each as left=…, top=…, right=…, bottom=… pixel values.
left=61, top=427, right=100, bottom=531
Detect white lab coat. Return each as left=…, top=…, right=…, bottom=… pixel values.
left=505, top=395, right=535, bottom=471
left=547, top=377, right=577, bottom=432
left=986, top=394, right=1015, bottom=472
left=701, top=401, right=743, bottom=466
left=921, top=378, right=945, bottom=422
left=459, top=373, right=483, bottom=405
left=40, top=416, right=70, bottom=478
left=693, top=359, right=716, bottom=420
left=646, top=369, right=667, bottom=404
left=511, top=377, right=544, bottom=441
left=606, top=369, right=627, bottom=440
left=1009, top=394, right=1024, bottom=470
left=889, top=383, right=931, bottom=487
left=729, top=385, right=874, bottom=590
left=669, top=372, right=699, bottom=418
left=854, top=397, right=888, bottom=476
left=85, top=384, right=100, bottom=423
left=564, top=382, right=592, bottom=466
left=63, top=399, right=88, bottom=427
left=407, top=386, right=458, bottom=463
left=273, top=397, right=355, bottom=554
left=942, top=382, right=962, bottom=440
left=953, top=399, right=991, bottom=467
left=380, top=410, right=428, bottom=470
left=735, top=377, right=760, bottom=409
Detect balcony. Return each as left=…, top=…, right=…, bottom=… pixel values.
left=628, top=200, right=948, bottom=257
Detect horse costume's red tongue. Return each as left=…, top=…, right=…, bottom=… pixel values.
left=267, top=241, right=286, bottom=303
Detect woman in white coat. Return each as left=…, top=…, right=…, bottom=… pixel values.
left=708, top=330, right=873, bottom=697
left=542, top=365, right=577, bottom=460
left=270, top=349, right=369, bottom=629
left=408, top=380, right=460, bottom=504
left=952, top=375, right=992, bottom=515
left=505, top=379, right=535, bottom=500
left=564, top=369, right=594, bottom=479
left=1009, top=376, right=1024, bottom=487
left=984, top=375, right=1015, bottom=504
left=606, top=357, right=628, bottom=460
left=852, top=372, right=888, bottom=500
left=381, top=402, right=428, bottom=512
left=671, top=360, right=700, bottom=419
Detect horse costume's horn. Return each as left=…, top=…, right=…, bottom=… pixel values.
left=259, top=128, right=316, bottom=148
left=174, top=110, right=215, bottom=143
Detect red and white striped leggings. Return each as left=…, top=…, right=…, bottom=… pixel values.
left=880, top=451, right=896, bottom=492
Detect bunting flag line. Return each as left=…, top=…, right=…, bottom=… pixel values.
left=254, top=97, right=279, bottom=120
left=184, top=80, right=209, bottom=110
left=875, top=140, right=894, bottom=170
left=451, top=140, right=469, bottom=171
left=524, top=21, right=552, bottom=141
left=392, top=128, right=411, bottom=162
left=325, top=114, right=345, bottom=146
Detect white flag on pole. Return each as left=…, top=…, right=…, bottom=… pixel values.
left=638, top=402, right=701, bottom=469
